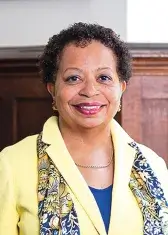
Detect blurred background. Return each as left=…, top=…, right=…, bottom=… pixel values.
left=0, top=0, right=167, bottom=164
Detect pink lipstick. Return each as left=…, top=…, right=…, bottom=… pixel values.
left=73, top=102, right=105, bottom=116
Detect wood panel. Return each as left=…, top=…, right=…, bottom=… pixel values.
left=0, top=59, right=53, bottom=150
left=122, top=54, right=168, bottom=163
left=14, top=97, right=52, bottom=143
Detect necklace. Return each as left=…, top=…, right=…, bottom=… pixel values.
left=75, top=155, right=113, bottom=169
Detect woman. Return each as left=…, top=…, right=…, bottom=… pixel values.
left=0, top=22, right=168, bottom=235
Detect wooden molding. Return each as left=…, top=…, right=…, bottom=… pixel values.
left=1, top=45, right=168, bottom=76
left=0, top=59, right=39, bottom=76
left=131, top=47, right=168, bottom=75
left=132, top=57, right=168, bottom=75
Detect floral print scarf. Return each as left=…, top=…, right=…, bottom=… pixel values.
left=37, top=133, right=168, bottom=235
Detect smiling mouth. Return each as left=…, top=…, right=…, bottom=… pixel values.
left=72, top=104, right=106, bottom=116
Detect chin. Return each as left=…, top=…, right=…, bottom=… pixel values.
left=75, top=118, right=107, bottom=129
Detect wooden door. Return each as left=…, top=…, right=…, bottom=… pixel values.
left=122, top=53, right=168, bottom=163
left=0, top=58, right=53, bottom=151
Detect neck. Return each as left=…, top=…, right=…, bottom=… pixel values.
left=58, top=117, right=112, bottom=151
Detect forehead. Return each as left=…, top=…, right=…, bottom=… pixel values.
left=59, top=40, right=117, bottom=70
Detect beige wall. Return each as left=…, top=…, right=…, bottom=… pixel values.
left=0, top=0, right=127, bottom=47
left=1, top=0, right=168, bottom=46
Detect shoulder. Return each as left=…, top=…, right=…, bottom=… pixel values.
left=0, top=135, right=39, bottom=210
left=1, top=135, right=38, bottom=160
left=137, top=143, right=166, bottom=168
left=0, top=135, right=38, bottom=177
left=138, top=143, right=168, bottom=200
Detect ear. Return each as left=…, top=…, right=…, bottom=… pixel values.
left=47, top=83, right=55, bottom=99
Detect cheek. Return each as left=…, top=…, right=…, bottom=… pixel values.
left=55, top=86, right=78, bottom=106
left=105, top=86, right=122, bottom=103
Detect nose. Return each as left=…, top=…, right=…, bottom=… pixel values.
left=79, top=79, right=99, bottom=98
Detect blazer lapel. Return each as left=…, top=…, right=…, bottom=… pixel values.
left=42, top=117, right=106, bottom=235
left=108, top=121, right=143, bottom=235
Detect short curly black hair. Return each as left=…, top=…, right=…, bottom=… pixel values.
left=39, top=22, right=132, bottom=84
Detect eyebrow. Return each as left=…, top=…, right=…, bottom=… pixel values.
left=97, top=67, right=113, bottom=71
left=64, top=66, right=113, bottom=73
left=64, top=67, right=83, bottom=73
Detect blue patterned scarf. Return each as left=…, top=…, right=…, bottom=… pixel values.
left=129, top=142, right=168, bottom=235
left=37, top=133, right=168, bottom=235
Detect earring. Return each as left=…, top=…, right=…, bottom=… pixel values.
left=52, top=100, right=58, bottom=111
left=118, top=103, right=122, bottom=112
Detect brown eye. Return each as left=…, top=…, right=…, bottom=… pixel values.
left=98, top=75, right=112, bottom=83
left=65, top=75, right=80, bottom=83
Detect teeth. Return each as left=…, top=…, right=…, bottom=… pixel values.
left=80, top=106, right=100, bottom=110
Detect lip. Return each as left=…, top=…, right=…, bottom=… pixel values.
left=71, top=102, right=106, bottom=116
left=73, top=102, right=105, bottom=107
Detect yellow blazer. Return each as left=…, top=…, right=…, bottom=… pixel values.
left=0, top=116, right=168, bottom=235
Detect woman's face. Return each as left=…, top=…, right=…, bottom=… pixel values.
left=48, top=40, right=126, bottom=129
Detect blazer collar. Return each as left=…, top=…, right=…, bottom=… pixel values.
left=108, top=120, right=141, bottom=235
left=42, top=116, right=139, bottom=235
